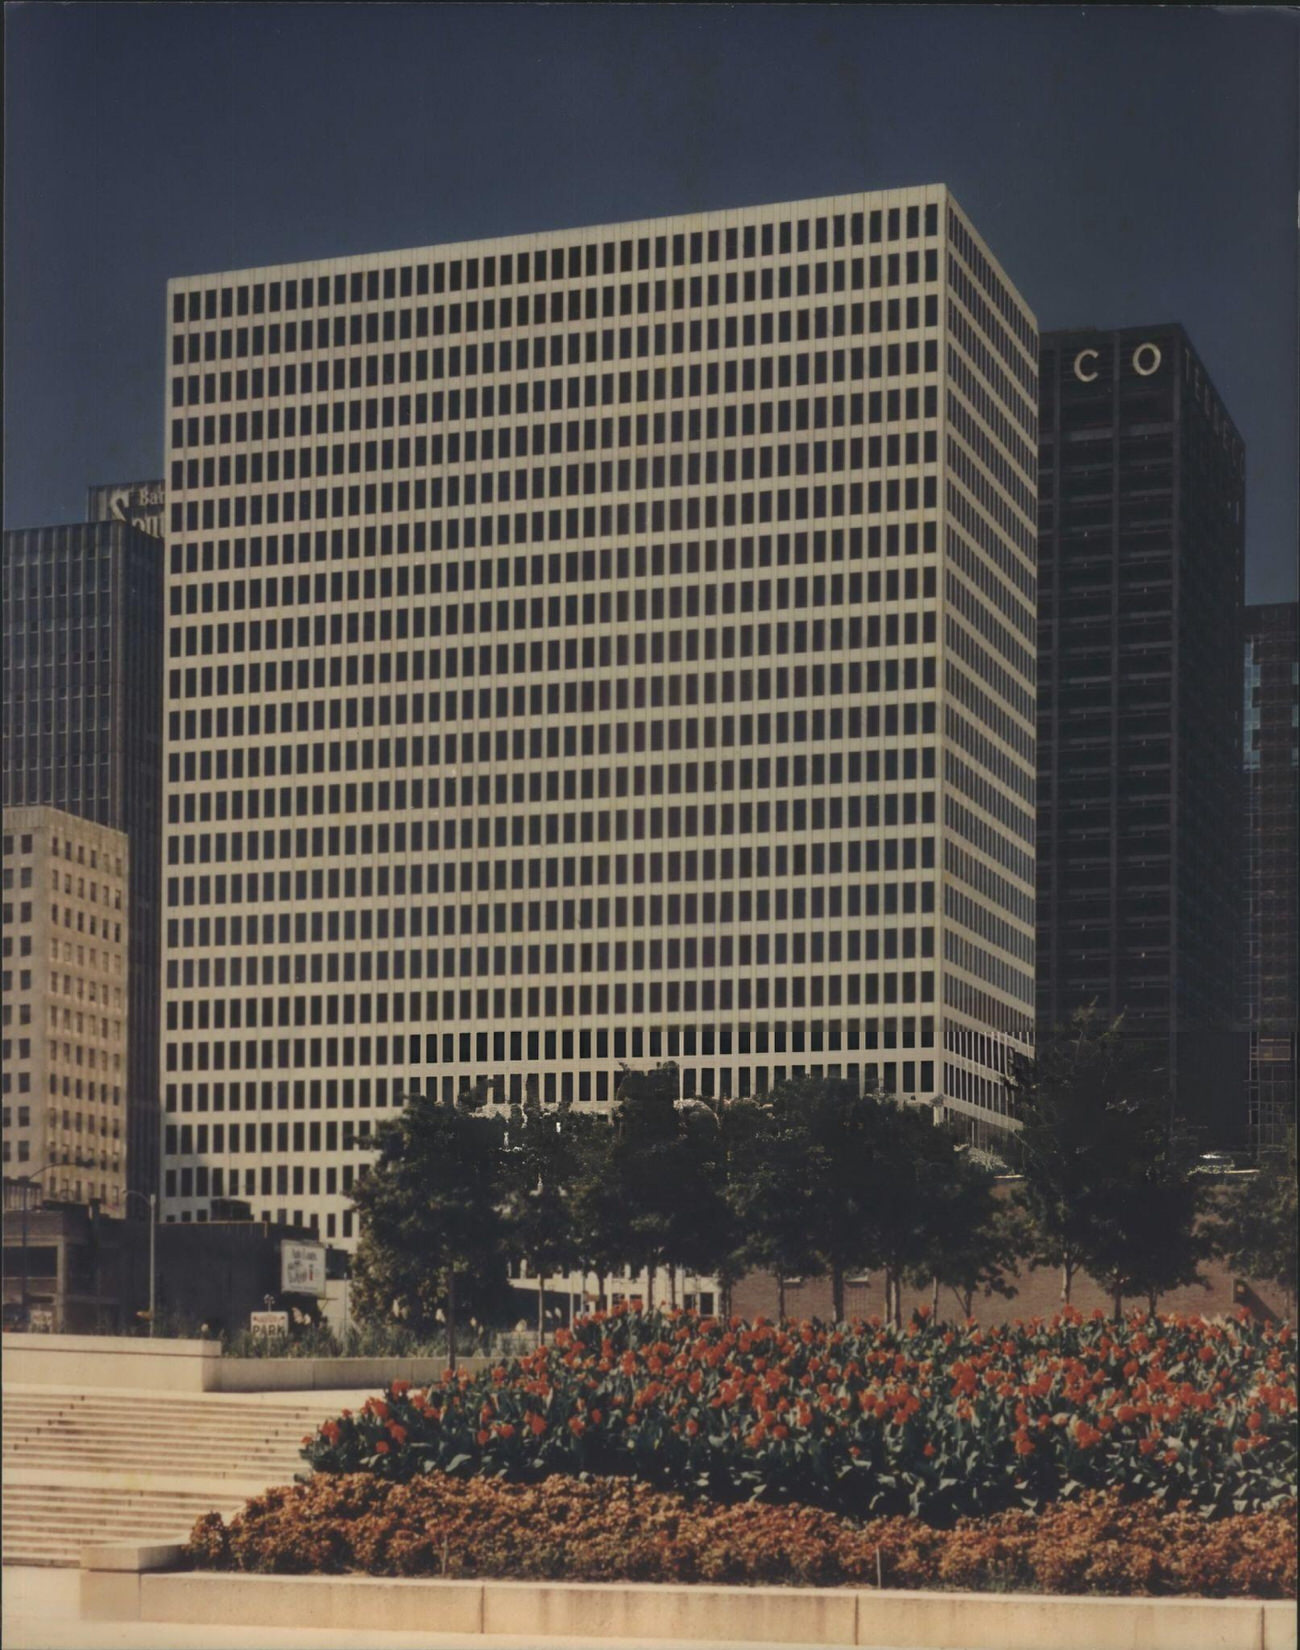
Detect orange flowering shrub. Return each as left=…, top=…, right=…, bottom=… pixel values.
left=186, top=1474, right=1297, bottom=1597
left=299, top=1307, right=1297, bottom=1523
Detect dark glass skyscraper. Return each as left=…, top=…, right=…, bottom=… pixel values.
left=2, top=513, right=165, bottom=1203
left=1243, top=601, right=1298, bottom=1154
left=1036, top=325, right=1245, bottom=1140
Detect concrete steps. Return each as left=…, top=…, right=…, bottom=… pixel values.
left=3, top=1386, right=338, bottom=1569
left=4, top=1485, right=247, bottom=1568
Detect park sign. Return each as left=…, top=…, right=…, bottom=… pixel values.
left=250, top=1310, right=289, bottom=1337
left=281, top=1239, right=326, bottom=1296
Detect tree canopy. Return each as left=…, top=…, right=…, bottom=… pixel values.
left=1009, top=1008, right=1207, bottom=1316
left=350, top=1082, right=509, bottom=1365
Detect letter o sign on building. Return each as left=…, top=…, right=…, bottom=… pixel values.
left=1131, top=341, right=1162, bottom=377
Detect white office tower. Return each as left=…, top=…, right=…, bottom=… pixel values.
left=161, top=187, right=1037, bottom=1237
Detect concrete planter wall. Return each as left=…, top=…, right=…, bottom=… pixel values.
left=2, top=1332, right=222, bottom=1392
left=3, top=1334, right=495, bottom=1394
left=80, top=1542, right=1298, bottom=1650
left=216, top=1353, right=494, bottom=1391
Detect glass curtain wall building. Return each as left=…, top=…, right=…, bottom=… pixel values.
left=1242, top=600, right=1298, bottom=1154
left=2, top=516, right=164, bottom=1205
left=159, top=187, right=1038, bottom=1235
left=1036, top=326, right=1245, bottom=1141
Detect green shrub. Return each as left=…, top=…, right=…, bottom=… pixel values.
left=187, top=1474, right=1297, bottom=1596
left=300, top=1306, right=1297, bottom=1523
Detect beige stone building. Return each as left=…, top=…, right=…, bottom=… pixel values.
left=2, top=805, right=129, bottom=1206
left=160, top=186, right=1038, bottom=1240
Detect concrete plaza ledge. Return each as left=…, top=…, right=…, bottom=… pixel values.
left=3, top=1333, right=223, bottom=1392
left=81, top=1540, right=1299, bottom=1649
left=217, top=1353, right=494, bottom=1391
left=3, top=1334, right=495, bottom=1395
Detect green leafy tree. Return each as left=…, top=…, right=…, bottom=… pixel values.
left=501, top=1090, right=584, bottom=1344
left=659, top=1095, right=739, bottom=1308
left=1206, top=1130, right=1298, bottom=1319
left=1009, top=1008, right=1207, bottom=1317
left=1009, top=1008, right=1146, bottom=1304
left=918, top=1148, right=1026, bottom=1322
left=1081, top=1100, right=1209, bottom=1318
left=350, top=1082, right=507, bottom=1369
left=756, top=1074, right=900, bottom=1324
left=724, top=1094, right=827, bottom=1320
left=565, top=1111, right=627, bottom=1312
left=606, top=1062, right=685, bottom=1308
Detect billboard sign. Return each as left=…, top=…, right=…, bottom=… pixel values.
left=250, top=1311, right=289, bottom=1337
left=281, top=1240, right=326, bottom=1296
left=86, top=479, right=165, bottom=539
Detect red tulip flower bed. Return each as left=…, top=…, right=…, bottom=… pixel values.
left=185, top=1473, right=1297, bottom=1596
left=298, top=1308, right=1296, bottom=1525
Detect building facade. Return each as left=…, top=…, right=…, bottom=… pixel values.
left=1242, top=601, right=1298, bottom=1154
left=1036, top=326, right=1245, bottom=1139
left=87, top=478, right=167, bottom=541
left=2, top=806, right=130, bottom=1209
left=1, top=513, right=165, bottom=1203
left=160, top=186, right=1039, bottom=1237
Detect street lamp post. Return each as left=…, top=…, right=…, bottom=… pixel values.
left=120, top=1190, right=158, bottom=1337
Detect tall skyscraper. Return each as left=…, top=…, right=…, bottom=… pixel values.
left=1242, top=601, right=1298, bottom=1154
left=1, top=509, right=165, bottom=1203
left=160, top=186, right=1038, bottom=1237
left=1035, top=326, right=1245, bottom=1138
left=2, top=806, right=130, bottom=1207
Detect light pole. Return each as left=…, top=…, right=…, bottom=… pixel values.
left=119, top=1190, right=157, bottom=1337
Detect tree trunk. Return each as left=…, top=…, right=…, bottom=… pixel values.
left=446, top=1268, right=458, bottom=1375
left=1111, top=1280, right=1124, bottom=1323
left=537, top=1273, right=546, bottom=1346
left=961, top=1287, right=975, bottom=1320
left=645, top=1265, right=654, bottom=1312
left=892, top=1269, right=903, bottom=1330
left=668, top=1265, right=677, bottom=1310
left=931, top=1275, right=941, bottom=1317
left=1061, top=1261, right=1074, bottom=1305
left=596, top=1272, right=606, bottom=1314
left=831, top=1262, right=845, bottom=1325
left=1146, top=1288, right=1158, bottom=1319
left=777, top=1271, right=786, bottom=1322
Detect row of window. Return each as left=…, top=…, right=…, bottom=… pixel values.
left=167, top=822, right=936, bottom=880
left=171, top=284, right=945, bottom=367
left=172, top=431, right=943, bottom=500
left=164, top=919, right=943, bottom=1004
left=166, top=795, right=941, bottom=889
left=169, top=338, right=946, bottom=414
left=169, top=385, right=940, bottom=457
left=172, top=204, right=945, bottom=327
left=171, top=561, right=938, bottom=625
left=170, top=690, right=942, bottom=755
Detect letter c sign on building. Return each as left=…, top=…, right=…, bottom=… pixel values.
left=1073, top=343, right=1163, bottom=383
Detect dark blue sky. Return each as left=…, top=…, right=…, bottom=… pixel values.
left=5, top=4, right=1296, bottom=600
